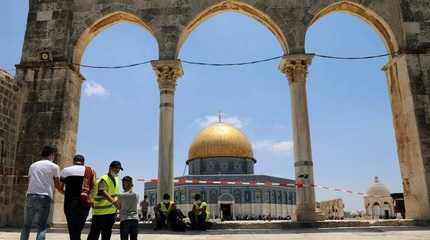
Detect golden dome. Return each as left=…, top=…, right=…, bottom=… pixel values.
left=188, top=122, right=254, bottom=162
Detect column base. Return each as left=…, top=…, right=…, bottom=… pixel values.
left=296, top=210, right=321, bottom=222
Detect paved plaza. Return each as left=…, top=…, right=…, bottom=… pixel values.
left=1, top=227, right=430, bottom=240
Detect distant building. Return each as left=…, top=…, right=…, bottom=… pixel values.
left=318, top=199, right=344, bottom=220
left=364, top=177, right=394, bottom=219
left=145, top=121, right=296, bottom=220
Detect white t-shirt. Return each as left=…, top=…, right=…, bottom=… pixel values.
left=60, top=165, right=85, bottom=179
left=60, top=165, right=85, bottom=201
left=27, top=160, right=60, bottom=199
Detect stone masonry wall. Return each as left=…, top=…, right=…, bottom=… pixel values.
left=0, top=69, right=24, bottom=226
left=396, top=0, right=430, bottom=219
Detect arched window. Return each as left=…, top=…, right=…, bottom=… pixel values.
left=209, top=189, right=218, bottom=204
left=244, top=190, right=251, bottom=203
left=175, top=190, right=181, bottom=204
left=271, top=191, right=276, bottom=204
left=234, top=189, right=242, bottom=203
left=283, top=192, right=288, bottom=204
left=200, top=190, right=207, bottom=202
left=255, top=190, right=262, bottom=203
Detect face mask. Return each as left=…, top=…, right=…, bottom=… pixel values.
left=110, top=171, right=118, bottom=177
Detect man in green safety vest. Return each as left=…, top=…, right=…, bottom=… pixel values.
left=188, top=194, right=210, bottom=230
left=153, top=193, right=174, bottom=230
left=87, top=161, right=123, bottom=240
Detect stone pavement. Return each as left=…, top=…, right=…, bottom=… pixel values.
left=1, top=227, right=430, bottom=240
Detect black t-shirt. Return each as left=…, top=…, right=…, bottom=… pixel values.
left=60, top=165, right=85, bottom=204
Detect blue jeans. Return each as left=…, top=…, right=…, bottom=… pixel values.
left=20, top=194, right=52, bottom=240
left=120, top=219, right=138, bottom=240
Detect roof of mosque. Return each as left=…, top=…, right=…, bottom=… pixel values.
left=188, top=122, right=254, bottom=161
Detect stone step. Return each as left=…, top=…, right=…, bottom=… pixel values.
left=50, top=219, right=429, bottom=232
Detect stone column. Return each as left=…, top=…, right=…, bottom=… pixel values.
left=279, top=54, right=317, bottom=222
left=151, top=60, right=183, bottom=202
left=383, top=54, right=430, bottom=220
left=13, top=63, right=84, bottom=226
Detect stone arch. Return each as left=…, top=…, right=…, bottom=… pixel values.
left=306, top=1, right=407, bottom=219
left=176, top=1, right=289, bottom=58
left=372, top=202, right=381, bottom=217
left=72, top=11, right=158, bottom=71
left=308, top=1, right=399, bottom=55
left=218, top=193, right=235, bottom=203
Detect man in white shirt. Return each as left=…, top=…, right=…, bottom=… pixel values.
left=20, top=146, right=63, bottom=240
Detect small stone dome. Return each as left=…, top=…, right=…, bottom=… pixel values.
left=188, top=122, right=254, bottom=162
left=0, top=69, right=13, bottom=80
left=367, top=176, right=391, bottom=197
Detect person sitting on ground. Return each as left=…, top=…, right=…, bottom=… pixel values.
left=188, top=194, right=210, bottom=230
left=139, top=195, right=149, bottom=221
left=166, top=202, right=187, bottom=232
left=153, top=193, right=174, bottom=230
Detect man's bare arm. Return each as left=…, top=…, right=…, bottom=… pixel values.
left=54, top=177, right=64, bottom=194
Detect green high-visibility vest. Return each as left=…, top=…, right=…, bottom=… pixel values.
left=193, top=200, right=209, bottom=221
left=92, top=175, right=120, bottom=215
left=159, top=201, right=173, bottom=216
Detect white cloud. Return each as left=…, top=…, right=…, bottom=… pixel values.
left=274, top=124, right=289, bottom=130
left=254, top=140, right=294, bottom=156
left=83, top=81, right=109, bottom=97
left=194, top=114, right=244, bottom=129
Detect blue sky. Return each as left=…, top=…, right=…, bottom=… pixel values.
left=1, top=1, right=401, bottom=212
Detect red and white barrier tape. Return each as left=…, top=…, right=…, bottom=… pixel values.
left=136, top=178, right=372, bottom=197
left=312, top=184, right=366, bottom=196
left=0, top=174, right=378, bottom=197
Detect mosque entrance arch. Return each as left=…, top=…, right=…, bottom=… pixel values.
left=219, top=193, right=235, bottom=221
left=372, top=202, right=381, bottom=219
left=383, top=202, right=392, bottom=219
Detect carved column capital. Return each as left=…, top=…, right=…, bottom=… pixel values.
left=279, top=54, right=314, bottom=83
left=151, top=60, right=183, bottom=90
left=382, top=54, right=406, bottom=72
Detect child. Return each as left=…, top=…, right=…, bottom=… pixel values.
left=118, top=176, right=139, bottom=240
